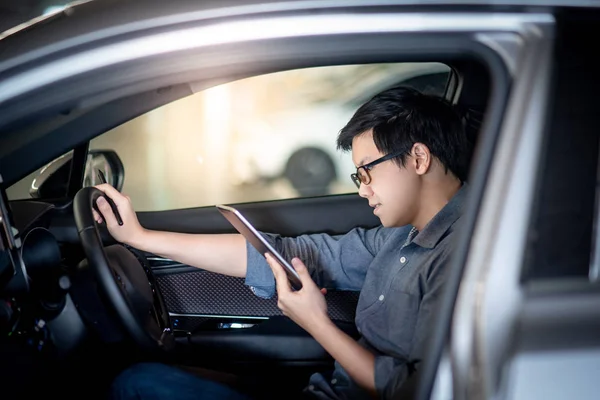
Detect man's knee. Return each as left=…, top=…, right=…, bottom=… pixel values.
left=108, top=362, right=253, bottom=400
left=115, top=362, right=168, bottom=381
left=110, top=362, right=174, bottom=399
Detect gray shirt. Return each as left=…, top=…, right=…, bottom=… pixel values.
left=245, top=185, right=467, bottom=399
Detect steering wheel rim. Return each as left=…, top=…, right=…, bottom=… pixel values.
left=73, top=186, right=174, bottom=351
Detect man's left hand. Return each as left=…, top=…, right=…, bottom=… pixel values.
left=265, top=253, right=330, bottom=334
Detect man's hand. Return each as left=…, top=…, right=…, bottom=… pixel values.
left=266, top=253, right=377, bottom=394
left=92, top=184, right=146, bottom=246
left=265, top=253, right=330, bottom=334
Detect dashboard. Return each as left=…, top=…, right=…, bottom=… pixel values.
left=0, top=193, right=172, bottom=398
left=0, top=197, right=91, bottom=362
left=0, top=195, right=118, bottom=398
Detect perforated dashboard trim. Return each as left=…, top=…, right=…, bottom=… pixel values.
left=155, top=269, right=359, bottom=322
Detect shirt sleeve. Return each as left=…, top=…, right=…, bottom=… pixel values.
left=245, top=226, right=386, bottom=299
left=375, top=246, right=452, bottom=398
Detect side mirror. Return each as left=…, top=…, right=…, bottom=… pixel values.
left=30, top=149, right=124, bottom=199
left=83, top=149, right=125, bottom=191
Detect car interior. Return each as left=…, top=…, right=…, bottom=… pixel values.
left=0, top=29, right=496, bottom=399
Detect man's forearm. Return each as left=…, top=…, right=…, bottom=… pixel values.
left=129, top=230, right=248, bottom=277
left=309, top=320, right=376, bottom=395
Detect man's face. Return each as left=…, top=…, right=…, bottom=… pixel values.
left=351, top=130, right=420, bottom=227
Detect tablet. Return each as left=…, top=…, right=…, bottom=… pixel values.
left=216, top=204, right=303, bottom=290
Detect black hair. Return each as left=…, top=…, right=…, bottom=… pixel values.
left=337, top=86, right=470, bottom=182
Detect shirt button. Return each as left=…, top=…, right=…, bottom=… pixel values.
left=331, top=379, right=338, bottom=385
left=308, top=385, right=315, bottom=390
left=400, top=256, right=407, bottom=263
left=379, top=294, right=385, bottom=301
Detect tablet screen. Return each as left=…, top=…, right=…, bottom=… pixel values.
left=216, top=205, right=302, bottom=290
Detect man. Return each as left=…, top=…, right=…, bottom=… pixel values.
left=97, top=86, right=470, bottom=399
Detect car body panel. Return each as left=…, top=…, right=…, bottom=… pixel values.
left=0, top=1, right=599, bottom=400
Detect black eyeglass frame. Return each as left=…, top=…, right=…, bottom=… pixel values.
left=350, top=151, right=404, bottom=188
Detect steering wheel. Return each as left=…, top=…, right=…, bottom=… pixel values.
left=73, top=187, right=174, bottom=351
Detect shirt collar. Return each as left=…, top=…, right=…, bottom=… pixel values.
left=411, top=183, right=468, bottom=249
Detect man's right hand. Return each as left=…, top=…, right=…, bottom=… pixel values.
left=89, top=185, right=246, bottom=278
left=92, top=183, right=146, bottom=245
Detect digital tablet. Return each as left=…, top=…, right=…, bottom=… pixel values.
left=216, top=204, right=302, bottom=290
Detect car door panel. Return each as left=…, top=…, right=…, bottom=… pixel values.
left=137, top=193, right=378, bottom=236
left=179, top=317, right=359, bottom=363
left=121, top=194, right=376, bottom=369
left=154, top=266, right=360, bottom=323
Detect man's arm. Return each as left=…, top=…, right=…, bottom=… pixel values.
left=256, top=226, right=388, bottom=291
left=94, top=183, right=385, bottom=291
left=265, top=245, right=454, bottom=398
left=132, top=230, right=247, bottom=277
left=93, top=184, right=248, bottom=277
left=243, top=226, right=387, bottom=300
left=265, top=254, right=377, bottom=396
left=310, top=319, right=376, bottom=395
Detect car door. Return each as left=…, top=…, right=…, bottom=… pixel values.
left=444, top=8, right=600, bottom=400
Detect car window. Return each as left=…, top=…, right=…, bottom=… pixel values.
left=6, top=150, right=74, bottom=201
left=7, top=63, right=451, bottom=210
left=89, top=63, right=451, bottom=211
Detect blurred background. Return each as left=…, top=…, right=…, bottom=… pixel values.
left=87, top=63, right=451, bottom=210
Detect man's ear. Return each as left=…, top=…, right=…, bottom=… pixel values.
left=411, top=142, right=432, bottom=175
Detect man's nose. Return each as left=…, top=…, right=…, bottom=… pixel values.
left=358, top=182, right=372, bottom=198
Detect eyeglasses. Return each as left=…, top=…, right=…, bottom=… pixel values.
left=350, top=151, right=404, bottom=188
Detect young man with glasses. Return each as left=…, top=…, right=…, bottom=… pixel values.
left=96, top=86, right=470, bottom=400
